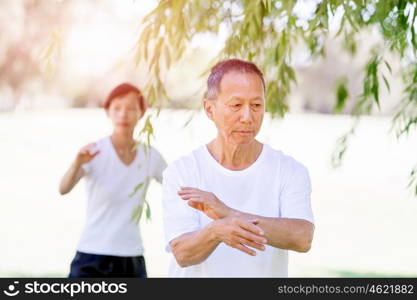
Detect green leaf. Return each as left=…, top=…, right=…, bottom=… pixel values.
left=130, top=204, right=143, bottom=224
left=334, top=78, right=349, bottom=113
left=144, top=200, right=151, bottom=221
left=384, top=60, right=392, bottom=74
left=331, top=118, right=360, bottom=168
left=406, top=165, right=417, bottom=196
left=382, top=74, right=391, bottom=93
left=129, top=182, right=144, bottom=198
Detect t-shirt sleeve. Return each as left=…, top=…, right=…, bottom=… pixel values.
left=279, top=161, right=314, bottom=224
left=162, top=164, right=200, bottom=252
left=150, top=148, right=167, bottom=184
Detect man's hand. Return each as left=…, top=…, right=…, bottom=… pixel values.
left=178, top=187, right=232, bottom=220
left=175, top=187, right=267, bottom=259
left=209, top=216, right=267, bottom=256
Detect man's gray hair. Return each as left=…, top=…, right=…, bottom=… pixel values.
left=206, top=58, right=266, bottom=100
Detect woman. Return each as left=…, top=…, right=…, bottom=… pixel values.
left=59, top=83, right=166, bottom=278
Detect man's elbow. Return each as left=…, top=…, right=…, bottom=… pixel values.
left=171, top=240, right=194, bottom=268
left=171, top=247, right=187, bottom=268
left=294, top=223, right=314, bottom=253
left=173, top=250, right=199, bottom=268
left=174, top=255, right=192, bottom=268
left=295, top=238, right=312, bottom=253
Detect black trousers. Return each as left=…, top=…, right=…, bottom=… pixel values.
left=68, top=251, right=147, bottom=278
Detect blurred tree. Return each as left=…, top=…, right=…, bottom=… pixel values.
left=0, top=0, right=72, bottom=110
left=136, top=0, right=417, bottom=195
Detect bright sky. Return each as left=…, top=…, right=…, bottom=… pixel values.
left=63, top=0, right=157, bottom=77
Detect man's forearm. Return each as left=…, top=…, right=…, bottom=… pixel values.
left=177, top=187, right=314, bottom=253
left=231, top=210, right=314, bottom=252
left=170, top=223, right=220, bottom=268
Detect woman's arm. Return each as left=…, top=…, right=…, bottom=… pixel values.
left=59, top=143, right=99, bottom=195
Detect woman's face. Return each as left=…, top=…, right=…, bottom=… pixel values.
left=106, top=92, right=144, bottom=132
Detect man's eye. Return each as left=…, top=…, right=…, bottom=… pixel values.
left=252, top=104, right=261, bottom=108
left=233, top=104, right=241, bottom=108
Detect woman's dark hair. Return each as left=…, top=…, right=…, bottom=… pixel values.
left=103, top=83, right=146, bottom=113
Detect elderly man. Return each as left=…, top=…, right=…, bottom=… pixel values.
left=162, top=59, right=314, bottom=277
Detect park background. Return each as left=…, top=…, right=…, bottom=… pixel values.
left=1, top=0, right=416, bottom=277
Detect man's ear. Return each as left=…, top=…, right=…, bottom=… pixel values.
left=203, top=99, right=214, bottom=121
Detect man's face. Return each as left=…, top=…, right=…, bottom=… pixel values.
left=204, top=71, right=265, bottom=146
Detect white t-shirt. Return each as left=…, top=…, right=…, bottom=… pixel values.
left=162, top=144, right=314, bottom=277
left=77, top=136, right=166, bottom=257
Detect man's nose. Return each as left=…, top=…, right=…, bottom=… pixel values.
left=240, top=105, right=252, bottom=123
